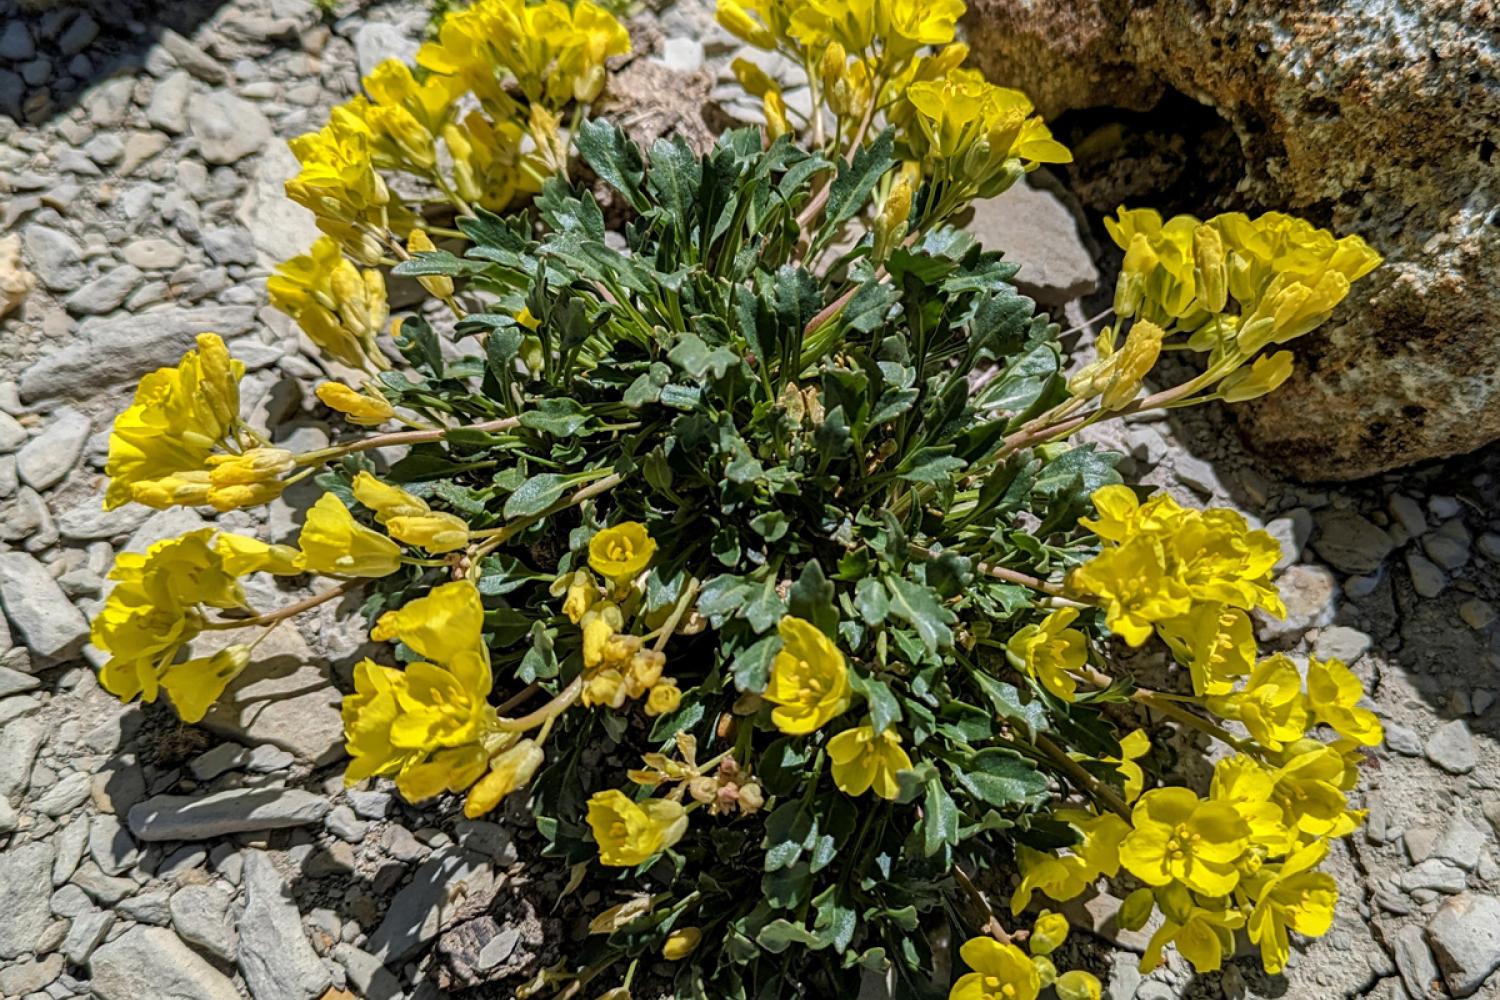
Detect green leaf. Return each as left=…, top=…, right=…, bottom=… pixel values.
left=475, top=553, right=539, bottom=596
left=576, top=118, right=647, bottom=211
left=519, top=398, right=590, bottom=437
left=854, top=577, right=889, bottom=626
left=648, top=136, right=703, bottom=235
left=502, top=473, right=570, bottom=519
left=1033, top=443, right=1123, bottom=501
left=763, top=801, right=813, bottom=871
left=394, top=314, right=443, bottom=377
left=955, top=749, right=1048, bottom=808
left=896, top=447, right=966, bottom=485
left=731, top=634, right=781, bottom=693
left=884, top=576, right=956, bottom=655
left=390, top=249, right=477, bottom=278
left=850, top=672, right=902, bottom=733
left=518, top=622, right=558, bottom=681
left=756, top=917, right=821, bottom=953
left=824, top=128, right=895, bottom=227
left=972, top=671, right=1050, bottom=735
left=787, top=561, right=836, bottom=638
left=742, top=577, right=786, bottom=633
left=921, top=778, right=959, bottom=857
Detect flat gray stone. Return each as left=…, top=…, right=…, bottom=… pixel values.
left=62, top=908, right=115, bottom=965
left=128, top=787, right=331, bottom=841
left=1427, top=720, right=1478, bottom=775
left=16, top=406, right=90, bottom=489
left=967, top=182, right=1099, bottom=306
left=23, top=224, right=85, bottom=292
left=170, top=883, right=237, bottom=962
left=1428, top=893, right=1500, bottom=998
left=19, top=304, right=257, bottom=400
left=89, top=925, right=242, bottom=1000
left=89, top=812, right=139, bottom=875
left=146, top=70, right=193, bottom=133
left=0, top=840, right=55, bottom=959
left=1313, top=510, right=1395, bottom=574
left=188, top=91, right=271, bottom=165
left=239, top=851, right=331, bottom=1000
left=366, top=847, right=497, bottom=963
left=33, top=769, right=92, bottom=816
left=236, top=142, right=321, bottom=266
left=195, top=626, right=344, bottom=764
left=65, top=264, right=144, bottom=316
left=0, top=551, right=90, bottom=659
left=123, top=237, right=185, bottom=270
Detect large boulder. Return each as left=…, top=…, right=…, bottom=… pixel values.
left=966, top=0, right=1500, bottom=480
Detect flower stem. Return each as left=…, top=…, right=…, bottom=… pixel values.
left=495, top=677, right=583, bottom=733
left=1033, top=731, right=1131, bottom=818
left=295, top=416, right=522, bottom=466
left=204, top=581, right=357, bottom=630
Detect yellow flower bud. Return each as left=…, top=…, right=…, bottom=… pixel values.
left=716, top=0, right=774, bottom=48
left=316, top=382, right=394, bottom=426
left=1193, top=223, right=1228, bottom=313
left=352, top=470, right=429, bottom=523
left=159, top=644, right=252, bottom=723
left=626, top=650, right=666, bottom=697
left=1029, top=910, right=1069, bottom=956
left=386, top=512, right=470, bottom=553
left=1031, top=954, right=1058, bottom=988
left=763, top=90, right=790, bottom=141
left=206, top=448, right=296, bottom=487
left=1055, top=970, right=1103, bottom=1000
left=645, top=678, right=682, bottom=717
left=1118, top=887, right=1156, bottom=931
left=1219, top=351, right=1294, bottom=403
left=662, top=927, right=701, bottom=961
left=463, top=740, right=545, bottom=818
left=206, top=479, right=286, bottom=513
left=732, top=57, right=780, bottom=99
left=406, top=228, right=454, bottom=300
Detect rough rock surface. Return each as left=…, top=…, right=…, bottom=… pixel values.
left=966, top=0, right=1500, bottom=480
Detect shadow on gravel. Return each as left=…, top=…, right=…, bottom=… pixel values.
left=0, top=0, right=234, bottom=124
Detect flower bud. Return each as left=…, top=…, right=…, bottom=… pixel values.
left=1193, top=223, right=1228, bottom=313
left=646, top=678, right=682, bottom=717
left=407, top=228, right=454, bottom=300
left=1118, top=887, right=1156, bottom=931
left=1055, top=970, right=1102, bottom=1000
left=763, top=90, right=790, bottom=141
left=385, top=511, right=470, bottom=553
left=316, top=381, right=395, bottom=426
left=1030, top=910, right=1069, bottom=956
left=662, top=927, right=702, bottom=961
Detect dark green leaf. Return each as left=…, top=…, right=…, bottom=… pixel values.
left=502, top=473, right=571, bottom=518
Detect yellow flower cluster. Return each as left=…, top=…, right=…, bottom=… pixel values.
left=1072, top=207, right=1382, bottom=411
left=556, top=522, right=681, bottom=715
left=93, top=528, right=303, bottom=721
left=1115, top=741, right=1363, bottom=975
left=104, top=333, right=294, bottom=514
left=1069, top=485, right=1283, bottom=651
left=951, top=912, right=1102, bottom=1000
left=286, top=0, right=628, bottom=265
left=268, top=237, right=390, bottom=371
left=343, top=580, right=543, bottom=816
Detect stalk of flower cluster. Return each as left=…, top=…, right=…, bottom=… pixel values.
left=293, top=416, right=523, bottom=466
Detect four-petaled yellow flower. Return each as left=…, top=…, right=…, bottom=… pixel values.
left=828, top=723, right=912, bottom=799
left=950, top=938, right=1039, bottom=1000
left=588, top=522, right=657, bottom=580
left=764, top=615, right=851, bottom=735
left=1139, top=887, right=1245, bottom=974
left=1119, top=787, right=1250, bottom=897
left=587, top=790, right=688, bottom=867
left=1306, top=656, right=1382, bottom=746
left=1207, top=654, right=1308, bottom=751
left=1245, top=840, right=1337, bottom=975
left=298, top=493, right=402, bottom=578
left=1006, top=607, right=1089, bottom=702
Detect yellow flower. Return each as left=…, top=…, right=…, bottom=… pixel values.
left=1246, top=840, right=1337, bottom=975
left=1219, top=351, right=1294, bottom=402
left=1009, top=809, right=1128, bottom=915
left=342, top=658, right=412, bottom=785
left=1068, top=535, right=1192, bottom=647
left=588, top=521, right=657, bottom=580
left=1119, top=788, right=1250, bottom=897
left=551, top=569, right=599, bottom=624
left=1209, top=755, right=1294, bottom=857
left=1271, top=742, right=1362, bottom=838
left=878, top=0, right=965, bottom=56
left=950, top=938, right=1039, bottom=1000
left=1078, top=484, right=1186, bottom=544
left=645, top=679, right=682, bottom=717
left=268, top=237, right=389, bottom=369
left=158, top=645, right=252, bottom=723
left=104, top=333, right=244, bottom=511
left=386, top=512, right=470, bottom=553
left=1109, top=728, right=1150, bottom=804
left=1068, top=320, right=1166, bottom=412
left=298, top=493, right=402, bottom=577
left=213, top=533, right=305, bottom=576
left=1054, top=972, right=1101, bottom=1000
left=316, top=382, right=395, bottom=425
left=1006, top=607, right=1088, bottom=702
left=1306, top=656, right=1382, bottom=746
left=1155, top=603, right=1255, bottom=697
left=827, top=723, right=912, bottom=799
left=716, top=0, right=776, bottom=48
left=789, top=0, right=877, bottom=55
left=587, top=790, right=688, bottom=867
left=1139, top=890, right=1245, bottom=974
left=764, top=615, right=851, bottom=735
left=463, top=739, right=546, bottom=818
left=1028, top=911, right=1068, bottom=956
left=662, top=927, right=702, bottom=961
left=1206, top=654, right=1308, bottom=751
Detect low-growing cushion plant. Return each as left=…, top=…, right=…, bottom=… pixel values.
left=88, top=0, right=1384, bottom=996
